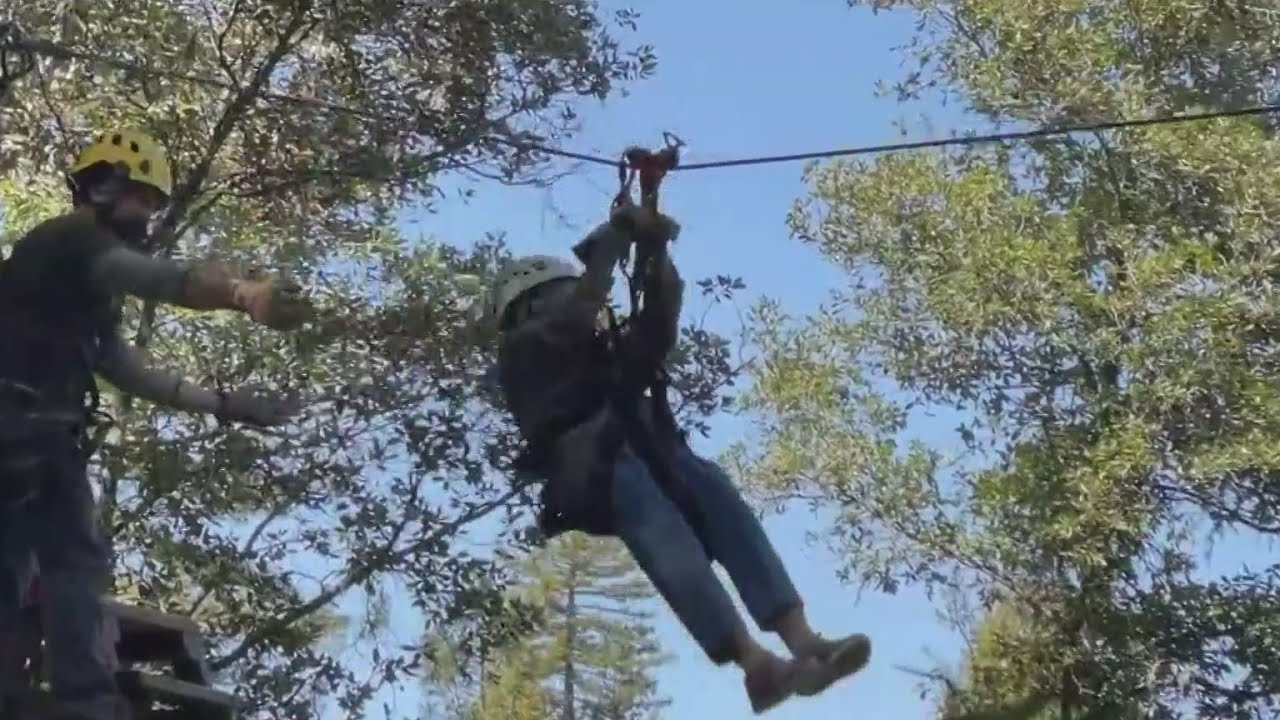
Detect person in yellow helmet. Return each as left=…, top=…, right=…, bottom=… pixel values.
left=484, top=204, right=870, bottom=716
left=0, top=130, right=311, bottom=720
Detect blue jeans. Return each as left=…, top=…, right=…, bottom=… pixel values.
left=611, top=442, right=800, bottom=664
left=0, top=428, right=125, bottom=718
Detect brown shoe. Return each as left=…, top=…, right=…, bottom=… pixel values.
left=793, top=633, right=871, bottom=697
left=744, top=656, right=806, bottom=714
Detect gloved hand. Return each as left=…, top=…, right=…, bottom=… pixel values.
left=215, top=385, right=301, bottom=426
left=612, top=202, right=679, bottom=241
left=634, top=209, right=680, bottom=250
left=573, top=204, right=679, bottom=263
left=572, top=218, right=631, bottom=264
left=232, top=276, right=312, bottom=330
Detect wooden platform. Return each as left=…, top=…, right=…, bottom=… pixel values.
left=102, top=598, right=213, bottom=685
left=0, top=595, right=239, bottom=719
left=117, top=670, right=238, bottom=720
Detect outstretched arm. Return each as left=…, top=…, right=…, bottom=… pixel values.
left=95, top=333, right=222, bottom=415
left=625, top=210, right=683, bottom=356
left=644, top=248, right=684, bottom=354
left=88, top=246, right=252, bottom=313
left=567, top=211, right=637, bottom=312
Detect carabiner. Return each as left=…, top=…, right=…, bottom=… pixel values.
left=609, top=133, right=685, bottom=212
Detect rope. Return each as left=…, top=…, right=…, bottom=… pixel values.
left=1, top=24, right=1280, bottom=171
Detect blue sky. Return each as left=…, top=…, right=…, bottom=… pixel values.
left=0, top=3, right=1272, bottom=717
left=416, top=5, right=973, bottom=718
left=399, top=2, right=1277, bottom=719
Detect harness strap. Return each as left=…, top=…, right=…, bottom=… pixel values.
left=0, top=383, right=91, bottom=511
left=601, top=135, right=714, bottom=549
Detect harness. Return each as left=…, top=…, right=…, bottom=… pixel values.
left=523, top=134, right=712, bottom=549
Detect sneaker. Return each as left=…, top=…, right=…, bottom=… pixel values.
left=793, top=633, right=872, bottom=697
left=744, top=656, right=806, bottom=714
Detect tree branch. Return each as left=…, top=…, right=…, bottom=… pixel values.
left=136, top=8, right=319, bottom=350
left=187, top=502, right=290, bottom=618
left=211, top=486, right=523, bottom=670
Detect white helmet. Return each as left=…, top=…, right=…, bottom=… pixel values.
left=487, top=254, right=581, bottom=324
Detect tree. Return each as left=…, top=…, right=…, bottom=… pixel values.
left=927, top=603, right=1071, bottom=720
left=733, top=1, right=1280, bottom=718
left=443, top=535, right=671, bottom=720
left=0, top=3, right=739, bottom=717
left=526, top=534, right=668, bottom=720
left=415, top=589, right=547, bottom=720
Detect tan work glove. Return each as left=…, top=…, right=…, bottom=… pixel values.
left=231, top=277, right=312, bottom=330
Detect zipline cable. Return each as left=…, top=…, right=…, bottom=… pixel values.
left=664, top=103, right=1280, bottom=170
left=3, top=24, right=1280, bottom=172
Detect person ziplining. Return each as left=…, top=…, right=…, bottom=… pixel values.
left=0, top=130, right=311, bottom=720
left=480, top=137, right=871, bottom=714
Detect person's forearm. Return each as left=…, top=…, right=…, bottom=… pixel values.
left=109, top=360, right=222, bottom=414
left=90, top=248, right=245, bottom=311
left=641, top=251, right=683, bottom=353
left=652, top=252, right=684, bottom=346
left=571, top=220, right=632, bottom=307
left=633, top=209, right=682, bottom=336
left=96, top=339, right=221, bottom=414
left=89, top=246, right=190, bottom=303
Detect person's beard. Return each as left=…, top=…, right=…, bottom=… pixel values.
left=93, top=204, right=151, bottom=248
left=108, top=215, right=151, bottom=247
left=86, top=179, right=153, bottom=248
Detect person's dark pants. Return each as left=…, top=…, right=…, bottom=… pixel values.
left=0, top=424, right=129, bottom=719
left=611, top=442, right=801, bottom=664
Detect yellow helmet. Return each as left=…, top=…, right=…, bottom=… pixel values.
left=70, top=129, right=172, bottom=199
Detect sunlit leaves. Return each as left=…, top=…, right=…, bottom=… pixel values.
left=0, top=1, right=667, bottom=717
left=743, top=1, right=1280, bottom=717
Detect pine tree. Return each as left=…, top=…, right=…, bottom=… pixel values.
left=473, top=535, right=670, bottom=720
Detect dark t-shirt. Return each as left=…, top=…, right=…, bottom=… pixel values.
left=0, top=211, right=124, bottom=406
left=496, top=297, right=612, bottom=445
left=495, top=293, right=678, bottom=456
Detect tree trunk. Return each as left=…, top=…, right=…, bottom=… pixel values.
left=563, top=581, right=577, bottom=720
